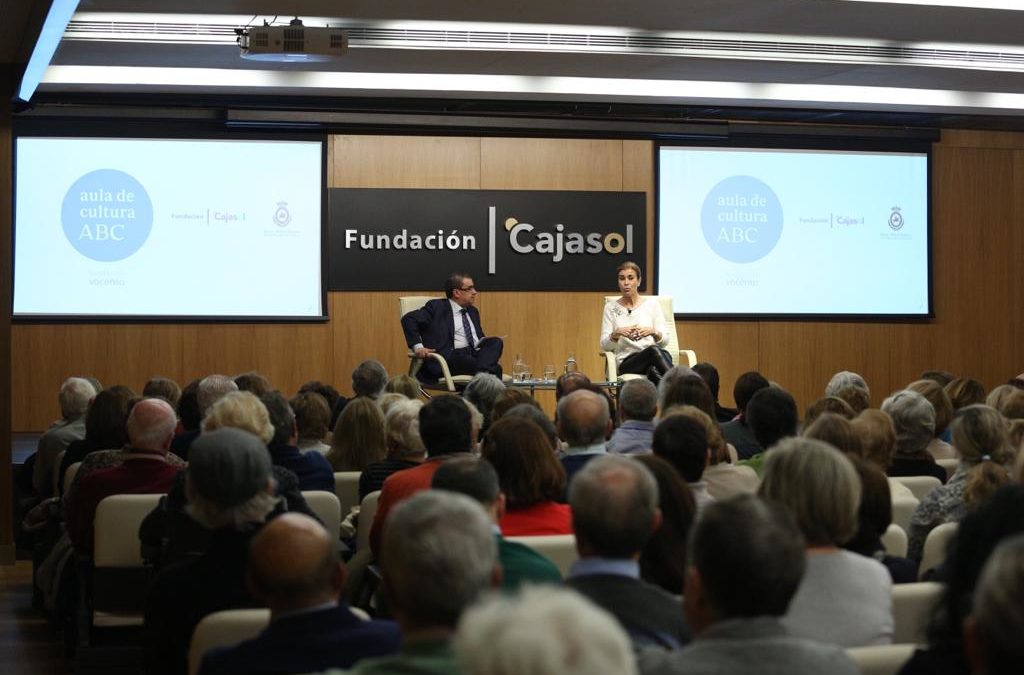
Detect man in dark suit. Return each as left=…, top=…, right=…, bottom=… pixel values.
left=565, top=454, right=690, bottom=650
left=401, top=272, right=503, bottom=381
left=198, top=512, right=401, bottom=675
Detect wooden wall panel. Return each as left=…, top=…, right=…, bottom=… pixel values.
left=180, top=325, right=258, bottom=384
left=331, top=135, right=481, bottom=188
left=480, top=138, right=622, bottom=190
left=680, top=321, right=760, bottom=409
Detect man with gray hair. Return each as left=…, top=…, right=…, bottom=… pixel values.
left=566, top=454, right=689, bottom=649
left=638, top=495, right=857, bottom=675
left=825, top=370, right=870, bottom=400
left=965, top=533, right=1024, bottom=675
left=558, top=389, right=613, bottom=486
left=171, top=373, right=239, bottom=460
left=607, top=379, right=658, bottom=455
left=145, top=427, right=277, bottom=675
left=325, top=490, right=500, bottom=675
left=32, top=376, right=96, bottom=496
left=353, top=359, right=388, bottom=399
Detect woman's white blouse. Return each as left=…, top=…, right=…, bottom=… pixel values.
left=600, top=297, right=669, bottom=364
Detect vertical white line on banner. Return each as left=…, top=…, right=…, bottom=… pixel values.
left=488, top=206, right=496, bottom=274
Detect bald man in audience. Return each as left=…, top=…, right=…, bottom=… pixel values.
left=32, top=376, right=96, bottom=497
left=66, top=398, right=180, bottom=555
left=558, top=389, right=613, bottom=486
left=198, top=513, right=400, bottom=675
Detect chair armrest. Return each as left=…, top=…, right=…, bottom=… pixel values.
left=408, top=351, right=458, bottom=392
left=678, top=349, right=697, bottom=367
left=599, top=351, right=619, bottom=381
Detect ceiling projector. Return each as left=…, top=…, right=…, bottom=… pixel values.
left=237, top=18, right=348, bottom=63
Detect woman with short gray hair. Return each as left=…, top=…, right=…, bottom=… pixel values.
left=881, top=389, right=947, bottom=483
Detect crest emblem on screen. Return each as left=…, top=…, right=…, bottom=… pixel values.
left=888, top=206, right=904, bottom=231
left=274, top=201, right=291, bottom=227
left=61, top=169, right=153, bottom=262
left=700, top=176, right=783, bottom=263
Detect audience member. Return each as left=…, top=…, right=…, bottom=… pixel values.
left=638, top=494, right=858, bottom=675
left=299, top=380, right=343, bottom=428
left=172, top=373, right=238, bottom=459
left=908, top=404, right=1013, bottom=563
left=58, top=385, right=134, bottom=492
left=202, top=390, right=274, bottom=442
left=554, top=371, right=590, bottom=402
left=198, top=513, right=400, bottom=675
left=964, top=534, right=1024, bottom=675
left=899, top=486, right=1024, bottom=675
left=566, top=455, right=690, bottom=649
left=455, top=586, right=636, bottom=675
left=660, top=374, right=716, bottom=421
left=463, top=373, right=505, bottom=436
left=261, top=391, right=334, bottom=492
left=760, top=437, right=893, bottom=647
left=803, top=396, right=855, bottom=428
left=843, top=460, right=918, bottom=584
left=326, top=490, right=499, bottom=675
left=384, top=374, right=420, bottom=399
left=352, top=360, right=388, bottom=400
left=328, top=397, right=387, bottom=473
left=656, top=365, right=697, bottom=413
left=825, top=370, right=870, bottom=400
left=32, top=377, right=96, bottom=497
left=557, top=389, right=612, bottom=486
left=500, top=403, right=560, bottom=452
left=66, top=398, right=179, bottom=555
left=881, top=389, right=947, bottom=482
left=721, top=371, right=770, bottom=459
left=985, top=384, right=1024, bottom=420
left=653, top=414, right=714, bottom=512
left=945, top=377, right=986, bottom=411
left=692, top=361, right=738, bottom=423
left=489, top=389, right=536, bottom=423
left=920, top=369, right=955, bottom=388
left=851, top=409, right=916, bottom=500
left=741, top=386, right=798, bottom=473
left=802, top=412, right=863, bottom=457
left=908, top=379, right=957, bottom=460
left=668, top=405, right=758, bottom=500
left=481, top=417, right=571, bottom=536
left=144, top=428, right=278, bottom=675
left=834, top=385, right=871, bottom=415
left=432, top=456, right=561, bottom=590
left=174, top=379, right=201, bottom=435
left=290, top=391, right=332, bottom=455
left=370, top=395, right=474, bottom=556
left=235, top=371, right=273, bottom=397
left=376, top=392, right=406, bottom=415
left=607, top=379, right=658, bottom=455
left=359, top=399, right=426, bottom=500
left=634, top=454, right=696, bottom=595
left=143, top=377, right=182, bottom=408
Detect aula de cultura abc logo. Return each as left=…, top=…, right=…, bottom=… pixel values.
left=503, top=217, right=635, bottom=262
left=700, top=175, right=783, bottom=264
left=61, top=169, right=153, bottom=262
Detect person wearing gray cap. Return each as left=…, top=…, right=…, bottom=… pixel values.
left=144, top=428, right=278, bottom=675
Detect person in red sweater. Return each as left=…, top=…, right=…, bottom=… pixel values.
left=369, top=395, right=475, bottom=556
left=67, top=397, right=181, bottom=555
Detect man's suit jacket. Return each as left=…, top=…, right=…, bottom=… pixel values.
left=401, top=298, right=485, bottom=360
left=198, top=604, right=401, bottom=675
left=566, top=573, right=690, bottom=650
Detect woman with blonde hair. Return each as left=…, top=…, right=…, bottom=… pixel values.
left=326, top=396, right=387, bottom=472
left=358, top=398, right=426, bottom=500
left=201, top=391, right=274, bottom=443
left=850, top=409, right=914, bottom=500
left=907, top=404, right=1014, bottom=562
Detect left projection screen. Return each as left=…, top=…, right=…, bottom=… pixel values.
left=14, top=137, right=325, bottom=319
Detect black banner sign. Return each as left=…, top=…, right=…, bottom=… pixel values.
left=328, top=189, right=646, bottom=291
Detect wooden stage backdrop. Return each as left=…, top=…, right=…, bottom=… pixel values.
left=9, top=130, right=1024, bottom=431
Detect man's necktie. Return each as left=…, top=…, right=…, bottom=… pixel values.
left=460, top=308, right=477, bottom=350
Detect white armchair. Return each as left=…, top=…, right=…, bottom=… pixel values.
left=600, top=295, right=697, bottom=382
left=399, top=296, right=473, bottom=393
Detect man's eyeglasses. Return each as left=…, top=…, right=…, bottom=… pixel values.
left=458, top=285, right=476, bottom=292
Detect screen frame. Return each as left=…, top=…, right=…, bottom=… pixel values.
left=654, top=136, right=934, bottom=322
left=11, top=124, right=329, bottom=324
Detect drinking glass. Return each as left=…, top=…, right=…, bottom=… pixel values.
left=543, top=364, right=556, bottom=382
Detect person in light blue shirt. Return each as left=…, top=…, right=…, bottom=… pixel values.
left=607, top=379, right=657, bottom=456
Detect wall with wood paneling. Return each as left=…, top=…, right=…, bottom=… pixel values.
left=10, top=130, right=1024, bottom=430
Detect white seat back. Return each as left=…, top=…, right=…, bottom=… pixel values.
left=846, top=644, right=916, bottom=675
left=399, top=296, right=440, bottom=318
left=892, top=475, right=942, bottom=502
left=94, top=493, right=163, bottom=567
left=301, top=490, right=342, bottom=542
left=892, top=581, right=943, bottom=644
left=188, top=609, right=271, bottom=675
left=919, top=521, right=958, bottom=580
left=333, top=471, right=361, bottom=516
left=935, top=458, right=959, bottom=482
left=505, top=534, right=577, bottom=576
left=891, top=496, right=919, bottom=533
left=63, top=461, right=83, bottom=496
left=881, top=523, right=908, bottom=558
left=357, top=490, right=381, bottom=553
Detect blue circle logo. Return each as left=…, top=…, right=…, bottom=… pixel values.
left=700, top=176, right=783, bottom=263
left=61, top=169, right=153, bottom=262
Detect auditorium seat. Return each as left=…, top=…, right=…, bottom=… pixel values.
left=935, top=458, right=958, bottom=481
left=919, top=522, right=958, bottom=580
left=600, top=296, right=696, bottom=382
left=891, top=496, right=919, bottom=533
left=846, top=644, right=916, bottom=675
left=301, top=490, right=341, bottom=542
left=892, top=582, right=943, bottom=644
left=881, top=523, right=908, bottom=558
left=333, top=471, right=361, bottom=517
left=505, top=534, right=577, bottom=576
left=892, top=475, right=942, bottom=502
left=188, top=609, right=270, bottom=675
left=63, top=461, right=82, bottom=496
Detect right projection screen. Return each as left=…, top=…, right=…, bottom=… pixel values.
left=657, top=145, right=930, bottom=318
